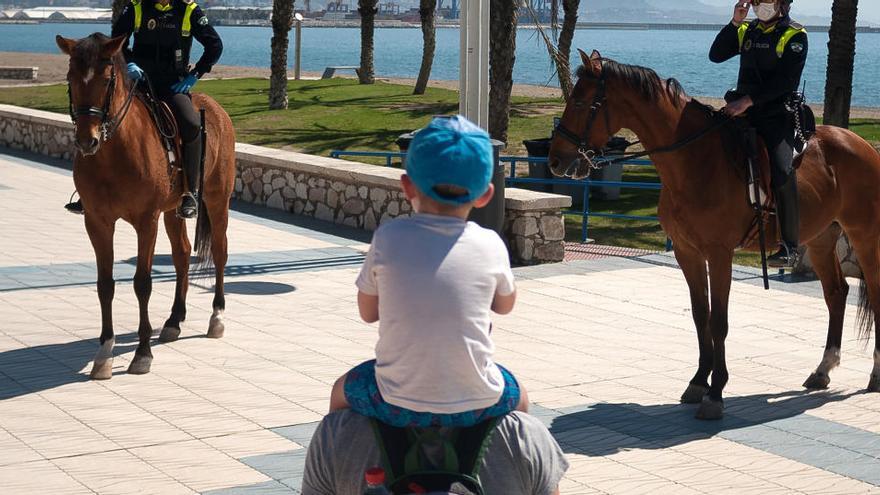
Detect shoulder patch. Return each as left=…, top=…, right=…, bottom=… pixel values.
left=198, top=16, right=208, bottom=25
left=789, top=21, right=804, bottom=30
left=790, top=42, right=804, bottom=53
left=182, top=0, right=193, bottom=4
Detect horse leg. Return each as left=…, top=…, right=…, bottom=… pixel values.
left=696, top=249, right=734, bottom=420
left=128, top=215, right=160, bottom=375
left=206, top=199, right=229, bottom=339
left=85, top=216, right=116, bottom=380
left=803, top=224, right=848, bottom=389
left=159, top=211, right=190, bottom=342
left=673, top=246, right=713, bottom=404
left=846, top=231, right=880, bottom=392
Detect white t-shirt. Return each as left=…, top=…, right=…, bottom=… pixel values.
left=356, top=213, right=516, bottom=414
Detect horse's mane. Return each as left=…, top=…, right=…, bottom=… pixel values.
left=70, top=32, right=130, bottom=90
left=577, top=58, right=687, bottom=108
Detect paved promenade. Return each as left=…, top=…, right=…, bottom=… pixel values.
left=1, top=150, right=879, bottom=494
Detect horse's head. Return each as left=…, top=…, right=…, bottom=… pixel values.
left=549, top=49, right=622, bottom=180
left=56, top=33, right=127, bottom=156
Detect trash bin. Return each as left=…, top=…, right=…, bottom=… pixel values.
left=395, top=131, right=416, bottom=167
left=468, top=139, right=506, bottom=235
left=589, top=136, right=629, bottom=201
left=521, top=138, right=553, bottom=193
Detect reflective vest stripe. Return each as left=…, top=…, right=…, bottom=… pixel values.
left=182, top=2, right=197, bottom=37
left=776, top=26, right=807, bottom=57
left=737, top=23, right=749, bottom=51
left=133, top=0, right=142, bottom=32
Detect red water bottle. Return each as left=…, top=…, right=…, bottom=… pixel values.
left=364, top=467, right=391, bottom=495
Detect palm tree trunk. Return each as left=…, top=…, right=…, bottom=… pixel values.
left=823, top=0, right=859, bottom=128
left=269, top=0, right=295, bottom=110
left=489, top=0, right=518, bottom=143
left=556, top=0, right=579, bottom=98
left=413, top=0, right=436, bottom=95
left=358, top=0, right=378, bottom=84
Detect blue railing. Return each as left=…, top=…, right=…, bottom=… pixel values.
left=329, top=150, right=667, bottom=248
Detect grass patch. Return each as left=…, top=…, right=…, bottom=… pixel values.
left=2, top=78, right=877, bottom=261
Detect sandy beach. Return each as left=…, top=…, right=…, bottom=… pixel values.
left=2, top=50, right=879, bottom=119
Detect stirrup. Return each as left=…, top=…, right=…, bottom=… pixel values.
left=176, top=192, right=198, bottom=219
left=767, top=244, right=799, bottom=268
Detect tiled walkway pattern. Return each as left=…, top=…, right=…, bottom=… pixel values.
left=1, top=151, right=879, bottom=494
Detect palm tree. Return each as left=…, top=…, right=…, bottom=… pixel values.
left=823, top=0, right=859, bottom=128
left=556, top=0, right=580, bottom=98
left=358, top=0, right=379, bottom=84
left=269, top=0, right=295, bottom=110
left=413, top=0, right=437, bottom=95
left=488, top=0, right=519, bottom=143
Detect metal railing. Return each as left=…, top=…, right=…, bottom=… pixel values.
left=329, top=149, right=668, bottom=249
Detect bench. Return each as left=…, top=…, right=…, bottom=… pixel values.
left=321, top=66, right=359, bottom=79
left=0, top=66, right=38, bottom=80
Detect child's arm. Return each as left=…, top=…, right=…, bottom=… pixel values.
left=491, top=288, right=517, bottom=315
left=358, top=290, right=379, bottom=323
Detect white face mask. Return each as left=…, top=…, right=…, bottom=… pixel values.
left=755, top=2, right=779, bottom=22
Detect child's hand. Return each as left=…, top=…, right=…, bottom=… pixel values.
left=491, top=289, right=517, bottom=315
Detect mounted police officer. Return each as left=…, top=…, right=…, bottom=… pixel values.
left=66, top=0, right=222, bottom=219
left=710, top=0, right=807, bottom=267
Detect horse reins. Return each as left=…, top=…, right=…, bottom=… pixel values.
left=554, top=60, right=732, bottom=173
left=67, top=62, right=138, bottom=142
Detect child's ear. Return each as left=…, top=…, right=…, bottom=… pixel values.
left=472, top=184, right=495, bottom=208
left=400, top=174, right=417, bottom=202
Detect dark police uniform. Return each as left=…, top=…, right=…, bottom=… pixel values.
left=710, top=14, right=807, bottom=260
left=112, top=0, right=222, bottom=211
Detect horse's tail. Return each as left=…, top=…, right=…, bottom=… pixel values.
left=191, top=198, right=214, bottom=279
left=856, top=280, right=875, bottom=344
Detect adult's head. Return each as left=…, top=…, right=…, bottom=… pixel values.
left=750, top=0, right=793, bottom=23
left=301, top=410, right=568, bottom=495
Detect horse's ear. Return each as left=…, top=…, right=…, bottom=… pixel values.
left=589, top=50, right=603, bottom=75
left=56, top=35, right=76, bottom=55
left=101, top=35, right=127, bottom=58
left=578, top=49, right=590, bottom=68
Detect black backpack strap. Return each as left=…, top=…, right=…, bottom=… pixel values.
left=369, top=418, right=408, bottom=482
left=453, top=417, right=500, bottom=479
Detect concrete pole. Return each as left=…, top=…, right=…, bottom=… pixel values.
left=459, top=0, right=489, bottom=129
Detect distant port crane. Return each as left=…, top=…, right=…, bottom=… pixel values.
left=437, top=0, right=459, bottom=19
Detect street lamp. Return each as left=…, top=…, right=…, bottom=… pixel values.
left=294, top=12, right=304, bottom=80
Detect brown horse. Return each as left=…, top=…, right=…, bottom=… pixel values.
left=56, top=33, right=236, bottom=379
left=549, top=50, right=880, bottom=419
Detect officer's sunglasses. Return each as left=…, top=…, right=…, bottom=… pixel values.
left=747, top=0, right=776, bottom=5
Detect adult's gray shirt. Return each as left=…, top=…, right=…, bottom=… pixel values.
left=302, top=410, right=569, bottom=495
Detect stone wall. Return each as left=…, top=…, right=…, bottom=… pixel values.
left=0, top=104, right=571, bottom=264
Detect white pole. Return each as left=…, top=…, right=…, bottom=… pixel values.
left=459, top=0, right=489, bottom=129
left=294, top=13, right=303, bottom=81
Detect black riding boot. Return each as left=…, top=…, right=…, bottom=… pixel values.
left=768, top=174, right=800, bottom=268
left=177, top=136, right=202, bottom=219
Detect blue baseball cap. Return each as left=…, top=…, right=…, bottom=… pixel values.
left=405, top=115, right=493, bottom=205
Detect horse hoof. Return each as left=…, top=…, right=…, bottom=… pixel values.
left=680, top=383, right=709, bottom=404
left=127, top=355, right=153, bottom=375
left=695, top=396, right=724, bottom=420
left=803, top=372, right=831, bottom=390
left=207, top=315, right=225, bottom=339
left=158, top=326, right=181, bottom=343
left=868, top=375, right=880, bottom=393
left=90, top=358, right=113, bottom=380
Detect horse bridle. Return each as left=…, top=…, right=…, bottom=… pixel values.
left=554, top=67, right=610, bottom=169
left=67, top=62, right=138, bottom=142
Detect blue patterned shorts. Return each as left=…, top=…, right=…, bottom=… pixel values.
left=344, top=359, right=520, bottom=428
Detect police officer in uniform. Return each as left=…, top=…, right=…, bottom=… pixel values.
left=66, top=0, right=222, bottom=219
left=710, top=0, right=807, bottom=267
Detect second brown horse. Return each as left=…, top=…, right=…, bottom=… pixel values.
left=550, top=50, right=880, bottom=419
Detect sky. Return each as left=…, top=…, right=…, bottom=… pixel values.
left=701, top=0, right=880, bottom=22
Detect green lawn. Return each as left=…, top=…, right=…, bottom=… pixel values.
left=2, top=78, right=877, bottom=257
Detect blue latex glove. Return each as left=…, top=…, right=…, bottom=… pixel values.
left=171, top=73, right=198, bottom=94
left=126, top=62, right=143, bottom=81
